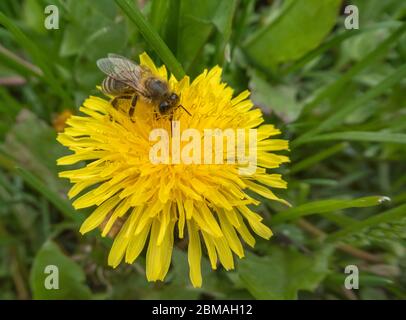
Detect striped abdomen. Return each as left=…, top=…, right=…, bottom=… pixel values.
left=101, top=76, right=131, bottom=95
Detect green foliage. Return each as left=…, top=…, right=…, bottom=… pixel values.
left=243, top=0, right=342, bottom=71
left=272, top=196, right=390, bottom=224
left=237, top=246, right=333, bottom=299
left=0, top=0, right=405, bottom=300
left=30, top=241, right=92, bottom=299
left=115, top=0, right=185, bottom=79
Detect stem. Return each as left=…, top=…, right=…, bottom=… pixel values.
left=0, top=44, right=43, bottom=77
left=0, top=76, right=26, bottom=86
left=114, top=0, right=185, bottom=79
left=297, top=219, right=383, bottom=263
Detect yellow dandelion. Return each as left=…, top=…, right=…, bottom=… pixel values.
left=57, top=52, right=289, bottom=287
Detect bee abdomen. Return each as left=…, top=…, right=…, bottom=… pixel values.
left=102, top=77, right=129, bottom=95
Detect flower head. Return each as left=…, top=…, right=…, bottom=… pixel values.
left=57, top=53, right=289, bottom=287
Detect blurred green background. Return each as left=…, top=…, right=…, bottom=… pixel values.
left=0, top=0, right=406, bottom=300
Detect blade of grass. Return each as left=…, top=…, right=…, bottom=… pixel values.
left=231, top=0, right=255, bottom=52
left=0, top=152, right=15, bottom=171
left=0, top=87, right=22, bottom=116
left=280, top=21, right=403, bottom=76
left=114, top=0, right=185, bottom=79
left=0, top=43, right=43, bottom=77
left=213, top=0, right=237, bottom=66
left=15, top=167, right=83, bottom=224
left=298, top=23, right=406, bottom=115
left=293, top=62, right=406, bottom=147
left=163, top=0, right=181, bottom=55
left=0, top=12, right=71, bottom=105
left=319, top=212, right=357, bottom=227
left=272, top=196, right=390, bottom=224
left=327, top=203, right=406, bottom=242
left=327, top=273, right=393, bottom=286
left=149, top=0, right=169, bottom=34
left=0, top=76, right=26, bottom=86
left=290, top=142, right=347, bottom=174
left=296, top=131, right=406, bottom=145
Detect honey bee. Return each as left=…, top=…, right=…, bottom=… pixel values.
left=97, top=53, right=190, bottom=119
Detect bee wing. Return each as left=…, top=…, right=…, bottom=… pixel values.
left=107, top=53, right=132, bottom=60
left=96, top=56, right=151, bottom=92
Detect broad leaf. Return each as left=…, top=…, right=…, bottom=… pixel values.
left=30, top=241, right=92, bottom=299
left=177, top=0, right=237, bottom=74
left=243, top=0, right=341, bottom=70
left=238, top=246, right=333, bottom=299
left=249, top=69, right=302, bottom=122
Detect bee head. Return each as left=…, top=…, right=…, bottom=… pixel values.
left=158, top=101, right=170, bottom=114
left=159, top=93, right=180, bottom=114
left=168, top=93, right=179, bottom=105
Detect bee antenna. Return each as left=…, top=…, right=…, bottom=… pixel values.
left=178, top=105, right=192, bottom=116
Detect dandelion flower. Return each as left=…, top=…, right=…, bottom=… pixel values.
left=57, top=53, right=289, bottom=287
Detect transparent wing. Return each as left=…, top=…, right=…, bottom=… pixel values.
left=107, top=53, right=132, bottom=60
left=96, top=55, right=152, bottom=92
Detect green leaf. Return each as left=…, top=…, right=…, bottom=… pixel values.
left=212, top=0, right=237, bottom=65
left=0, top=12, right=71, bottom=105
left=30, top=241, right=92, bottom=299
left=243, top=0, right=341, bottom=70
left=290, top=143, right=347, bottom=174
left=0, top=86, right=22, bottom=117
left=2, top=110, right=83, bottom=222
left=16, top=167, right=82, bottom=223
left=327, top=203, right=406, bottom=242
left=162, top=0, right=181, bottom=55
left=60, top=24, right=84, bottom=57
left=0, top=43, right=42, bottom=78
left=294, top=61, right=406, bottom=146
left=272, top=196, right=390, bottom=224
left=22, top=0, right=45, bottom=34
left=149, top=0, right=170, bottom=34
left=297, top=23, right=406, bottom=117
left=296, top=131, right=406, bottom=145
left=114, top=0, right=185, bottom=79
left=280, top=21, right=403, bottom=75
left=3, top=110, right=69, bottom=190
left=238, top=246, right=333, bottom=299
left=249, top=69, right=302, bottom=122
left=60, top=1, right=124, bottom=58
left=176, top=0, right=237, bottom=73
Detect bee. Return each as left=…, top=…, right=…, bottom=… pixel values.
left=97, top=53, right=190, bottom=119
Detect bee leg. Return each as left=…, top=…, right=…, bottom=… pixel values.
left=169, top=114, right=173, bottom=137
left=111, top=97, right=120, bottom=109
left=129, top=95, right=138, bottom=118
left=110, top=95, right=132, bottom=121
left=111, top=95, right=132, bottom=109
